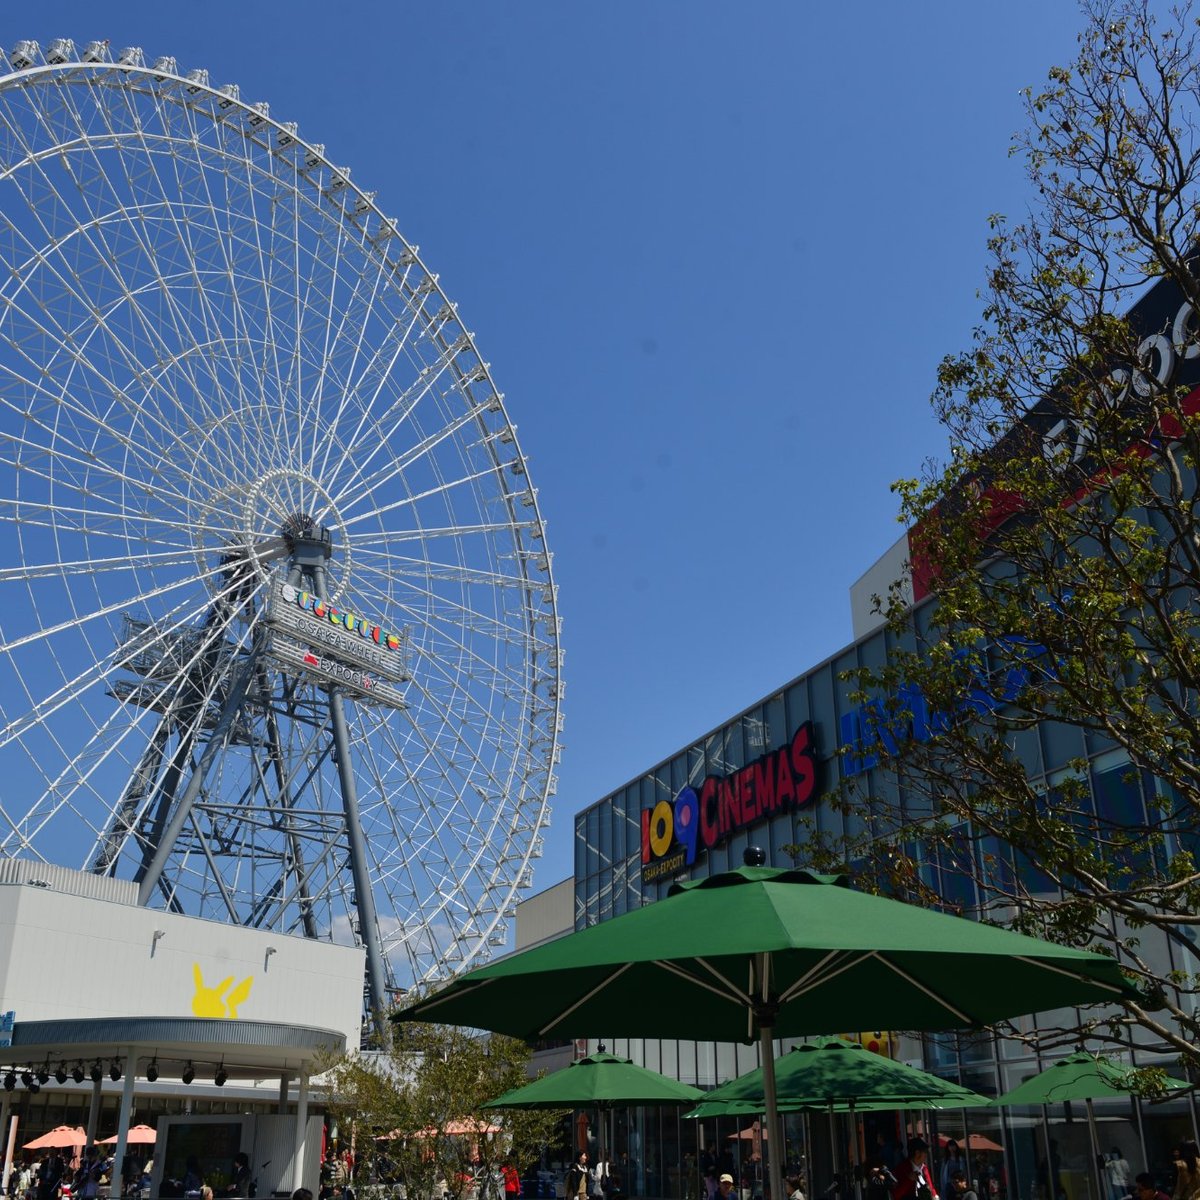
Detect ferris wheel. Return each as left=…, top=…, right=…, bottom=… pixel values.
left=0, top=38, right=563, bottom=1011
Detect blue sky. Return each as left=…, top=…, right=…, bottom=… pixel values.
left=23, top=1, right=1090, bottom=892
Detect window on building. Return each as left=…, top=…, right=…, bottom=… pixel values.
left=1091, top=754, right=1158, bottom=876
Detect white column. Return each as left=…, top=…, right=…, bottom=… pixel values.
left=2, top=1113, right=18, bottom=1195
left=110, top=1048, right=138, bottom=1199
left=292, top=1071, right=310, bottom=1191
left=85, top=1071, right=103, bottom=1149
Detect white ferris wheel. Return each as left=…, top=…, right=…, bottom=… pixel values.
left=0, top=38, right=563, bottom=1016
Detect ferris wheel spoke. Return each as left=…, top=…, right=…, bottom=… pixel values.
left=336, top=296, right=442, bottom=454
left=378, top=571, right=529, bottom=653
left=0, top=580, right=253, bottom=762
left=339, top=462, right=515, bottom=529
left=0, top=119, right=231, bottom=451
left=311, top=247, right=392, bottom=488
left=0, top=544, right=210, bottom=584
left=384, top=552, right=535, bottom=589
left=0, top=551, right=248, bottom=663
left=62, top=81, right=299, bottom=461
left=352, top=558, right=526, bottom=643
left=334, top=393, right=504, bottom=519
left=316, top=295, right=454, bottom=492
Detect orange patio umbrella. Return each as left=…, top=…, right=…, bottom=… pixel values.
left=23, top=1127, right=86, bottom=1150
left=957, top=1134, right=1002, bottom=1154
left=99, top=1126, right=156, bottom=1145
left=376, top=1120, right=500, bottom=1140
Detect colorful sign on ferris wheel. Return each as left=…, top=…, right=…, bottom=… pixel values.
left=264, top=578, right=409, bottom=708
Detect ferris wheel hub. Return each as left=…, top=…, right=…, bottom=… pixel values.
left=193, top=469, right=350, bottom=602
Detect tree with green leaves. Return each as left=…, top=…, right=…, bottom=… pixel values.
left=805, top=0, right=1200, bottom=1067
left=327, top=1024, right=566, bottom=1200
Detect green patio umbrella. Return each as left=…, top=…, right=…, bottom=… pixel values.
left=484, top=1049, right=703, bottom=1182
left=992, top=1050, right=1188, bottom=1106
left=992, top=1050, right=1189, bottom=1197
left=483, top=1049, right=704, bottom=1109
left=683, top=1037, right=990, bottom=1118
left=396, top=860, right=1139, bottom=1200
left=684, top=1037, right=991, bottom=1199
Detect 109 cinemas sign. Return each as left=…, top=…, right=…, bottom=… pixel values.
left=265, top=579, right=408, bottom=708
left=640, top=723, right=820, bottom=882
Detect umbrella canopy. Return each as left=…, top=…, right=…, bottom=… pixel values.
left=483, top=1050, right=703, bottom=1110
left=685, top=1038, right=990, bottom=1118
left=398, top=869, right=1134, bottom=1043
left=99, top=1125, right=156, bottom=1146
left=991, top=1051, right=1189, bottom=1105
left=421, top=1120, right=500, bottom=1137
left=940, top=1134, right=1003, bottom=1153
left=729, top=1123, right=768, bottom=1140
left=23, top=1126, right=87, bottom=1150
left=397, top=862, right=1138, bottom=1200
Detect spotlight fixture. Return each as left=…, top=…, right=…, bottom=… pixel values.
left=109, top=1061, right=121, bottom=1083
left=146, top=1060, right=158, bottom=1083
left=54, top=1064, right=67, bottom=1086
left=36, top=1063, right=49, bottom=1085
left=89, top=1061, right=102, bottom=1084
left=214, top=1065, right=227, bottom=1087
left=71, top=1063, right=84, bottom=1084
left=3, top=1072, right=14, bottom=1092
left=27, top=1081, right=38, bottom=1095
left=19, top=1071, right=31, bottom=1089
left=181, top=1062, right=194, bottom=1086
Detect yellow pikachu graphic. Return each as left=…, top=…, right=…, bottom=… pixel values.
left=191, top=964, right=254, bottom=1018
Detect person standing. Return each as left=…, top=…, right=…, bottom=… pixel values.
left=566, top=1156, right=590, bottom=1200
left=940, top=1145, right=964, bottom=1200
left=1105, top=1150, right=1132, bottom=1200
left=892, top=1139, right=938, bottom=1200
left=502, top=1162, right=520, bottom=1200
left=588, top=1157, right=607, bottom=1200
left=1173, top=1143, right=1200, bottom=1200
left=38, top=1155, right=62, bottom=1200
left=225, top=1154, right=252, bottom=1198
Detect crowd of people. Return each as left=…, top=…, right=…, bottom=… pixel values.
left=9, top=1146, right=153, bottom=1200
left=858, top=1136, right=1200, bottom=1200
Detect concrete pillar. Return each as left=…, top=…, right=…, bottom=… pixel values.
left=85, top=1071, right=103, bottom=1150
left=2, top=1112, right=18, bottom=1195
left=110, top=1048, right=138, bottom=1198
left=292, top=1071, right=310, bottom=1191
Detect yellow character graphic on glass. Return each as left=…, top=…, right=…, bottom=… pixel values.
left=192, top=964, right=253, bottom=1018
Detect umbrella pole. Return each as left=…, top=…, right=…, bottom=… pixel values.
left=962, top=1108, right=973, bottom=1192
left=848, top=1100, right=862, bottom=1200
left=828, top=1105, right=839, bottom=1195
left=1133, top=1096, right=1148, bottom=1174
left=761, top=1024, right=785, bottom=1200
left=1085, top=1099, right=1103, bottom=1200
left=598, top=1104, right=607, bottom=1193
left=1040, top=1108, right=1054, bottom=1200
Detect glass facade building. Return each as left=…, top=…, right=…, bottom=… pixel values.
left=570, top=601, right=1200, bottom=1200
